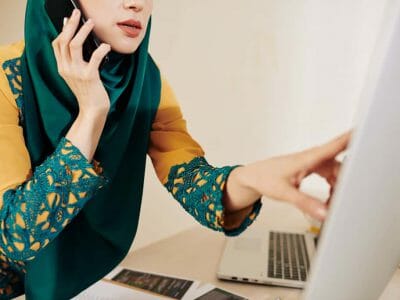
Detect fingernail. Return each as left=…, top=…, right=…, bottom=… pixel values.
left=73, top=9, right=79, bottom=16
left=63, top=17, right=68, bottom=27
left=86, top=18, right=93, bottom=25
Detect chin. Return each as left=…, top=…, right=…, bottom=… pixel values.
left=111, top=42, right=141, bottom=55
left=112, top=47, right=137, bottom=54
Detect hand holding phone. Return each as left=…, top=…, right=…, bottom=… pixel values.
left=51, top=9, right=112, bottom=114
left=45, top=0, right=109, bottom=67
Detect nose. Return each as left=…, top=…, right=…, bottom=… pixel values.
left=123, top=0, right=144, bottom=12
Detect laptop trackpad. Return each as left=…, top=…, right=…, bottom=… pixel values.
left=234, top=238, right=263, bottom=252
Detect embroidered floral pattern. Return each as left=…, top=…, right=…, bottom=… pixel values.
left=0, top=137, right=109, bottom=262
left=2, top=58, right=23, bottom=126
left=164, top=156, right=262, bottom=236
left=0, top=57, right=110, bottom=299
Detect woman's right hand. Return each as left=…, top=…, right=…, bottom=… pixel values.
left=224, top=131, right=351, bottom=222
left=51, top=8, right=111, bottom=115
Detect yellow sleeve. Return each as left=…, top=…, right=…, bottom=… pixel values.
left=0, top=41, right=31, bottom=195
left=148, top=77, right=205, bottom=185
left=147, top=78, right=262, bottom=236
left=0, top=44, right=109, bottom=262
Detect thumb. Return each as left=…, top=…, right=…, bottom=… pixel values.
left=284, top=186, right=328, bottom=221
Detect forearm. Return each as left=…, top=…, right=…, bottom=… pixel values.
left=65, top=108, right=108, bottom=162
left=0, top=138, right=108, bottom=261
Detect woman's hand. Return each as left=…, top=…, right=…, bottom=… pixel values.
left=51, top=9, right=111, bottom=115
left=224, top=131, right=352, bottom=222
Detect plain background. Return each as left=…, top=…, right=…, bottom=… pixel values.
left=0, top=0, right=391, bottom=252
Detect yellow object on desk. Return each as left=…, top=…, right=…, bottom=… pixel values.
left=308, top=225, right=321, bottom=236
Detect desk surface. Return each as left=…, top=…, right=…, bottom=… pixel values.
left=14, top=199, right=400, bottom=300
left=120, top=199, right=400, bottom=300
left=16, top=200, right=400, bottom=300
left=121, top=226, right=301, bottom=300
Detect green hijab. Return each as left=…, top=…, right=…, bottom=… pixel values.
left=20, top=0, right=161, bottom=298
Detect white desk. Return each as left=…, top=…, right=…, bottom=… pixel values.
left=15, top=198, right=400, bottom=299
left=119, top=198, right=400, bottom=300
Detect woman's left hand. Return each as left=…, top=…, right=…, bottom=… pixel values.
left=224, top=131, right=351, bottom=222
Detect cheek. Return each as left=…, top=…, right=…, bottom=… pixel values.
left=147, top=3, right=153, bottom=14
left=92, top=22, right=113, bottom=42
left=144, top=0, right=153, bottom=21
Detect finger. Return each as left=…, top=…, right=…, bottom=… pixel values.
left=329, top=160, right=341, bottom=185
left=88, top=43, right=111, bottom=71
left=69, top=19, right=95, bottom=62
left=314, top=159, right=341, bottom=184
left=284, top=186, right=328, bottom=221
left=51, top=36, right=61, bottom=68
left=52, top=17, right=70, bottom=76
left=51, top=17, right=68, bottom=67
left=52, top=32, right=67, bottom=77
left=304, top=130, right=352, bottom=170
left=59, top=9, right=81, bottom=63
left=326, top=185, right=334, bottom=206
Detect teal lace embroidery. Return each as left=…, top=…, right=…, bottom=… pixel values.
left=164, top=156, right=262, bottom=236
left=0, top=57, right=110, bottom=298
left=0, top=137, right=109, bottom=264
left=0, top=259, right=24, bottom=299
left=2, top=58, right=23, bottom=126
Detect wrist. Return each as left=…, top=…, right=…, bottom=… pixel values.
left=234, top=165, right=259, bottom=192
left=78, top=106, right=109, bottom=121
left=224, top=165, right=262, bottom=212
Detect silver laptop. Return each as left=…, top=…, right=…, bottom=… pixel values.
left=218, top=0, right=400, bottom=297
left=217, top=226, right=317, bottom=288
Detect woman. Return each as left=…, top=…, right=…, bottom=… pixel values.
left=0, top=0, right=350, bottom=298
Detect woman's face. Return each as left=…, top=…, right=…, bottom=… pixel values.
left=79, top=0, right=153, bottom=54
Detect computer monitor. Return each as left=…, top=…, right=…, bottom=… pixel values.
left=302, top=2, right=400, bottom=300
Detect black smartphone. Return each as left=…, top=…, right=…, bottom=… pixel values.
left=45, top=0, right=109, bottom=68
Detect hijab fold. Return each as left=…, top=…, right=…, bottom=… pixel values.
left=20, top=1, right=161, bottom=298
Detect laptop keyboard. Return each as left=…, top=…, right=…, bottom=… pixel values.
left=267, top=231, right=310, bottom=281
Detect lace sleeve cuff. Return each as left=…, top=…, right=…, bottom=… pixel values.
left=164, top=157, right=261, bottom=235
left=0, top=137, right=109, bottom=261
left=222, top=198, right=263, bottom=237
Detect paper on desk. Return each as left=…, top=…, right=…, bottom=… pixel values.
left=73, top=266, right=202, bottom=300
left=195, top=289, right=248, bottom=299
left=73, top=266, right=248, bottom=300
left=72, top=280, right=162, bottom=300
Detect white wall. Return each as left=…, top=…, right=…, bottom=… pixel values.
left=0, top=1, right=25, bottom=43
left=0, top=1, right=390, bottom=250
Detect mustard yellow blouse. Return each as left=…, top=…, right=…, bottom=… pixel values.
left=0, top=40, right=261, bottom=298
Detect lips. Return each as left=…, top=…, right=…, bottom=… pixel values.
left=117, top=19, right=142, bottom=38
left=117, top=19, right=142, bottom=29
